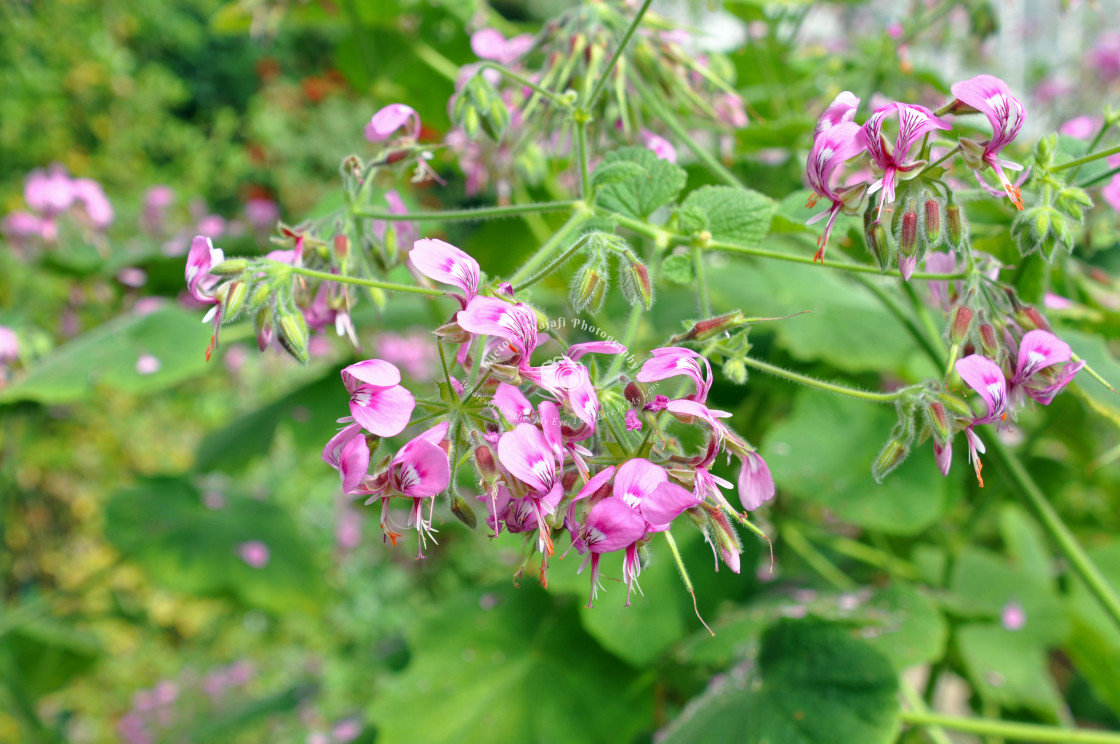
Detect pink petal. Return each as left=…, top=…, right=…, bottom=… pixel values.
left=349, top=383, right=415, bottom=437
left=491, top=382, right=534, bottom=423
left=342, top=359, right=402, bottom=390
left=340, top=431, right=370, bottom=493
left=365, top=103, right=420, bottom=142
left=583, top=499, right=647, bottom=554
left=814, top=91, right=860, bottom=139
left=950, top=75, right=1026, bottom=154
left=613, top=458, right=668, bottom=509
left=806, top=121, right=866, bottom=201
left=738, top=451, right=775, bottom=511
left=955, top=354, right=1007, bottom=424
left=497, top=423, right=555, bottom=494
left=934, top=440, right=952, bottom=477
left=567, top=340, right=626, bottom=361
left=640, top=481, right=699, bottom=529
left=392, top=440, right=449, bottom=498
left=457, top=296, right=539, bottom=358
left=410, top=238, right=480, bottom=300
left=1015, top=330, right=1071, bottom=382
left=471, top=28, right=508, bottom=61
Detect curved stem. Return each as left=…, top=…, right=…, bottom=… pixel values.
left=987, top=437, right=1120, bottom=633
left=410, top=38, right=460, bottom=82
left=576, top=117, right=592, bottom=200
left=691, top=244, right=711, bottom=317
left=509, top=210, right=592, bottom=285
left=354, top=200, right=579, bottom=222
left=851, top=274, right=945, bottom=368
left=1077, top=162, right=1120, bottom=188
left=708, top=239, right=967, bottom=280
left=739, top=355, right=905, bottom=403
left=514, top=233, right=591, bottom=292
left=475, top=62, right=570, bottom=106
left=588, top=0, right=654, bottom=108
left=899, top=710, right=1120, bottom=743
left=605, top=305, right=643, bottom=380
left=276, top=263, right=443, bottom=296
left=1051, top=143, right=1120, bottom=173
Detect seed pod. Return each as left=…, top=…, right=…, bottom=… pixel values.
left=872, top=438, right=910, bottom=484
left=669, top=311, right=746, bottom=343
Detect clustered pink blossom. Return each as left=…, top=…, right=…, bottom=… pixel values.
left=1, top=165, right=113, bottom=249
left=316, top=236, right=774, bottom=604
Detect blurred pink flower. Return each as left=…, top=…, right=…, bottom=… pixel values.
left=1058, top=116, right=1099, bottom=140
left=375, top=331, right=437, bottom=380
left=236, top=541, right=270, bottom=568
left=1001, top=600, right=1026, bottom=631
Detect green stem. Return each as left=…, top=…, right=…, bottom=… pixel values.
left=1051, top=143, right=1120, bottom=173
left=588, top=0, right=654, bottom=108
left=476, top=62, right=570, bottom=106
left=988, top=437, right=1120, bottom=632
left=354, top=200, right=580, bottom=222
left=1078, top=162, right=1120, bottom=188
left=708, top=239, right=966, bottom=280
left=342, top=0, right=376, bottom=80
left=276, top=263, right=443, bottom=296
left=635, top=78, right=745, bottom=189
left=437, top=342, right=459, bottom=403
left=410, top=38, right=460, bottom=82
left=739, top=355, right=906, bottom=404
left=509, top=210, right=592, bottom=285
left=605, top=305, right=643, bottom=380
left=852, top=274, right=945, bottom=368
left=899, top=679, right=953, bottom=744
left=781, top=522, right=857, bottom=591
left=514, top=234, right=591, bottom=292
left=664, top=530, right=715, bottom=635
left=576, top=117, right=592, bottom=200
left=691, top=244, right=711, bottom=317
left=899, top=711, right=1120, bottom=744
left=808, top=528, right=919, bottom=579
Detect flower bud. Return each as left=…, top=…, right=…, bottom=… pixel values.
left=924, top=401, right=951, bottom=445
left=872, top=438, right=910, bottom=484
left=624, top=381, right=645, bottom=408
left=723, top=357, right=748, bottom=385
left=333, top=234, right=349, bottom=259
left=210, top=259, right=249, bottom=276
left=950, top=306, right=973, bottom=344
left=946, top=203, right=965, bottom=248
left=1015, top=305, right=1051, bottom=332
left=570, top=259, right=608, bottom=314
left=620, top=257, right=654, bottom=310
left=864, top=216, right=893, bottom=273
left=462, top=105, right=481, bottom=139
left=435, top=319, right=471, bottom=344
left=899, top=209, right=919, bottom=258
left=255, top=309, right=274, bottom=351
left=221, top=281, right=248, bottom=319
left=924, top=198, right=942, bottom=244
left=938, top=391, right=973, bottom=419
left=978, top=322, right=999, bottom=357
left=702, top=504, right=743, bottom=574
left=450, top=494, right=478, bottom=530
left=276, top=310, right=309, bottom=364
left=669, top=311, right=746, bottom=343
left=248, top=283, right=272, bottom=313
left=474, top=445, right=499, bottom=481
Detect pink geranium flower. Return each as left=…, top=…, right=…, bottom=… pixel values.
left=949, top=75, right=1027, bottom=210
left=340, top=359, right=416, bottom=437
left=805, top=95, right=867, bottom=262
left=410, top=238, right=480, bottom=307
left=861, top=103, right=950, bottom=218
left=365, top=103, right=421, bottom=143
left=636, top=347, right=712, bottom=403
left=185, top=235, right=227, bottom=360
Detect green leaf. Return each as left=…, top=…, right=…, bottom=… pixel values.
left=104, top=476, right=325, bottom=614
left=595, top=146, right=687, bottom=220
left=660, top=618, right=899, bottom=744
left=764, top=392, right=955, bottom=534
left=0, top=307, right=213, bottom=405
left=1060, top=327, right=1120, bottom=428
left=957, top=625, right=1066, bottom=721
left=661, top=253, right=696, bottom=285
left=0, top=620, right=99, bottom=698
left=680, top=185, right=774, bottom=247
left=367, top=584, right=652, bottom=744
left=707, top=257, right=921, bottom=375
left=999, top=503, right=1053, bottom=583
left=1067, top=543, right=1120, bottom=718
left=590, top=160, right=648, bottom=189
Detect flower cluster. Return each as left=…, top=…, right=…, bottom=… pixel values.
left=1, top=165, right=113, bottom=251
left=316, top=238, right=774, bottom=605
left=806, top=75, right=1027, bottom=271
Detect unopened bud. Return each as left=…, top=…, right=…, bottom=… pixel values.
left=1016, top=306, right=1051, bottom=332
left=624, top=381, right=645, bottom=408
left=435, top=319, right=471, bottom=344
left=924, top=199, right=942, bottom=244
left=620, top=257, right=654, bottom=310
left=703, top=504, right=743, bottom=574
left=950, top=306, right=973, bottom=343
left=570, top=260, right=608, bottom=314
left=210, top=259, right=249, bottom=276
left=474, top=445, right=498, bottom=481
left=276, top=311, right=309, bottom=364
left=723, top=357, right=748, bottom=385
left=450, top=494, right=478, bottom=530
left=899, top=209, right=919, bottom=258
left=669, top=311, right=746, bottom=343
left=938, top=392, right=973, bottom=419
left=334, top=234, right=349, bottom=259
left=248, top=283, right=272, bottom=312
left=946, top=204, right=965, bottom=248
left=462, top=105, right=481, bottom=139
left=255, top=309, right=274, bottom=351
left=221, top=281, right=248, bottom=319
left=872, top=438, right=910, bottom=484
left=978, top=323, right=999, bottom=357
left=925, top=401, right=951, bottom=444
left=864, top=217, right=892, bottom=272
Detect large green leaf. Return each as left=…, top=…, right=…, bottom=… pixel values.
left=1061, top=328, right=1120, bottom=428
left=0, top=307, right=213, bottom=405
left=957, top=625, right=1066, bottom=722
left=680, top=185, right=774, bottom=248
left=1067, top=543, right=1120, bottom=718
left=660, top=618, right=899, bottom=744
left=763, top=391, right=955, bottom=534
left=708, top=257, right=924, bottom=375
left=104, top=476, right=325, bottom=614
left=367, top=584, right=652, bottom=744
left=0, top=620, right=99, bottom=699
left=595, top=146, right=688, bottom=220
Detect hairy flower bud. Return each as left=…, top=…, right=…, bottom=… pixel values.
left=210, top=259, right=249, bottom=276
left=255, top=309, right=274, bottom=351
left=946, top=203, right=965, bottom=248
left=669, top=311, right=746, bottom=343
left=1015, top=305, right=1051, bottom=332
left=276, top=310, right=310, bottom=364
left=570, top=259, right=608, bottom=314
left=872, top=438, right=910, bottom=484
left=978, top=322, right=999, bottom=357
left=701, top=503, right=743, bottom=574
left=474, top=444, right=499, bottom=482
left=950, top=306, right=973, bottom=344
left=451, top=493, right=478, bottom=530
left=723, top=357, right=748, bottom=385
left=435, top=319, right=471, bottom=344
left=619, top=256, right=654, bottom=310
left=896, top=200, right=919, bottom=281
left=864, top=217, right=893, bottom=273
left=624, top=381, right=645, bottom=408
left=924, top=198, right=942, bottom=245
left=248, top=283, right=273, bottom=313
left=924, top=401, right=951, bottom=444
left=221, top=281, right=248, bottom=319
left=938, top=391, right=974, bottom=419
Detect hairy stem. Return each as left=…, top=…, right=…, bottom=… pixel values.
left=588, top=0, right=654, bottom=108
left=509, top=210, right=592, bottom=286
left=691, top=244, right=711, bottom=317
left=739, top=356, right=906, bottom=403
left=354, top=200, right=580, bottom=222
left=1051, top=143, right=1120, bottom=173
left=899, top=710, right=1120, bottom=744
left=277, top=263, right=444, bottom=296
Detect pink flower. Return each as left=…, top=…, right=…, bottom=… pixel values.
left=141, top=185, right=174, bottom=234
left=636, top=347, right=712, bottom=403
left=497, top=422, right=564, bottom=556
left=737, top=451, right=775, bottom=511
left=457, top=296, right=540, bottom=369
left=577, top=498, right=648, bottom=607
left=471, top=28, right=535, bottom=66
left=861, top=103, right=950, bottom=218
left=244, top=197, right=280, bottom=231
left=813, top=92, right=860, bottom=139
left=1058, top=116, right=1099, bottom=140
left=1001, top=600, right=1026, bottom=631
left=374, top=331, right=437, bottom=380
left=1011, top=329, right=1083, bottom=407
left=71, top=178, right=113, bottom=228
left=322, top=423, right=370, bottom=494
left=955, top=354, right=1008, bottom=425
left=341, top=360, right=416, bottom=437
left=640, top=129, right=677, bottom=162
left=490, top=382, right=534, bottom=424
left=24, top=166, right=74, bottom=215
left=365, top=103, right=420, bottom=143
left=949, top=75, right=1027, bottom=210
left=806, top=112, right=867, bottom=262
left=364, top=423, right=451, bottom=555
left=0, top=326, right=19, bottom=365
left=410, top=238, right=480, bottom=305
left=714, top=93, right=749, bottom=128
left=136, top=354, right=161, bottom=375
left=185, top=235, right=226, bottom=360
left=237, top=541, right=270, bottom=568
